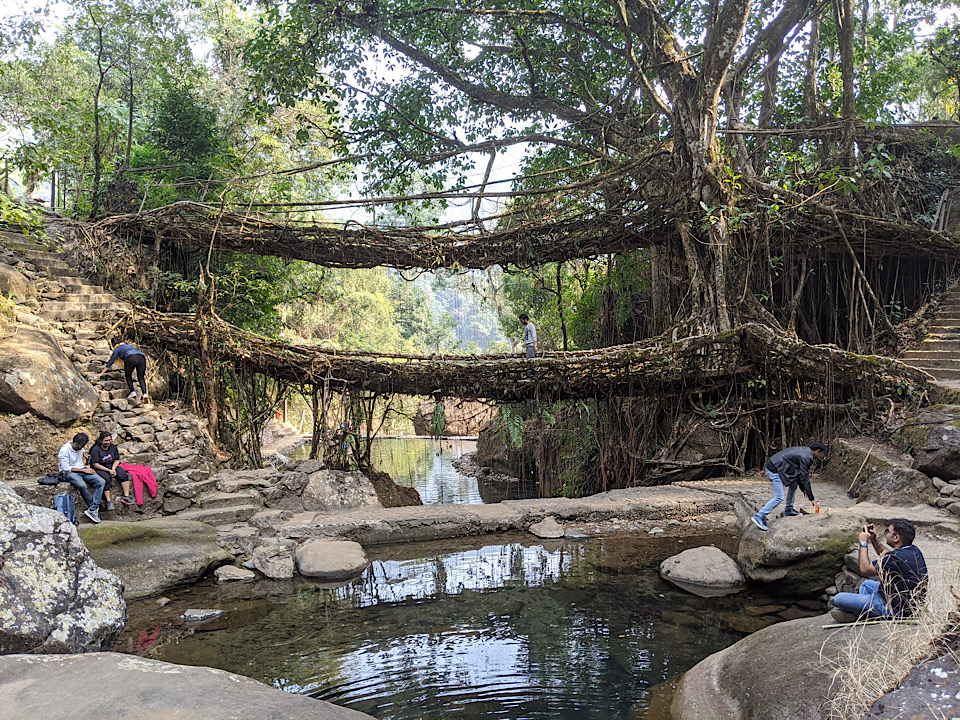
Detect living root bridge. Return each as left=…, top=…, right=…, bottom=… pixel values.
left=95, top=201, right=664, bottom=270
left=123, top=308, right=931, bottom=402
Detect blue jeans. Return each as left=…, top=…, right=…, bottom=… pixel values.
left=63, top=471, right=105, bottom=511
left=757, top=469, right=797, bottom=519
left=832, top=579, right=891, bottom=618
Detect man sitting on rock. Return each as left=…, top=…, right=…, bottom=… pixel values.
left=57, top=432, right=104, bottom=524
left=831, top=519, right=928, bottom=621
left=751, top=441, right=827, bottom=531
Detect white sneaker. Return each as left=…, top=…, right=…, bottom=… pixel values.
left=127, top=391, right=138, bottom=400
left=83, top=507, right=101, bottom=524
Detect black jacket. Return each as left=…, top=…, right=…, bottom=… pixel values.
left=765, top=446, right=816, bottom=501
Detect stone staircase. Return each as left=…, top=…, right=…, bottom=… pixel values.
left=901, top=287, right=960, bottom=388
left=0, top=228, right=262, bottom=528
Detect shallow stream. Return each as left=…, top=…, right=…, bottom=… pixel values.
left=119, top=533, right=820, bottom=720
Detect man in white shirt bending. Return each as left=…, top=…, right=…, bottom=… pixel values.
left=57, top=433, right=105, bottom=524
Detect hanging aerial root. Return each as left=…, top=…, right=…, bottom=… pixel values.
left=121, top=306, right=931, bottom=402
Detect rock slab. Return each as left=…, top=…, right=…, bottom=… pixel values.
left=0, top=652, right=375, bottom=719
left=0, top=327, right=99, bottom=425
left=0, top=482, right=125, bottom=654
left=79, top=518, right=232, bottom=600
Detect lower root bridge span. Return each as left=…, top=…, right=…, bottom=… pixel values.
left=122, top=307, right=930, bottom=403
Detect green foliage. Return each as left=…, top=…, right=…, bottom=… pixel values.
left=0, top=194, right=45, bottom=237
left=496, top=405, right=524, bottom=449
left=430, top=401, right=446, bottom=439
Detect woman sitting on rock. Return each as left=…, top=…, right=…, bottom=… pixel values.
left=96, top=336, right=149, bottom=404
left=90, top=431, right=134, bottom=509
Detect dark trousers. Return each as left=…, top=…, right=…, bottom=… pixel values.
left=94, top=465, right=130, bottom=492
left=124, top=354, right=147, bottom=394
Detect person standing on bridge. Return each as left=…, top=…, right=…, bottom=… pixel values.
left=519, top=313, right=537, bottom=359
left=751, top=440, right=827, bottom=531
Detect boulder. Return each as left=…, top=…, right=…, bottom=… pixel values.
left=736, top=502, right=860, bottom=596
left=672, top=614, right=909, bottom=720
left=295, top=540, right=369, bottom=580
left=79, top=518, right=232, bottom=600
left=819, top=437, right=912, bottom=489
left=528, top=516, right=565, bottom=539
left=0, top=652, right=375, bottom=719
left=0, top=482, right=125, bottom=654
left=251, top=538, right=295, bottom=579
left=913, top=425, right=960, bottom=481
left=301, top=469, right=383, bottom=512
left=0, top=327, right=99, bottom=425
left=659, top=546, right=745, bottom=596
left=856, top=467, right=938, bottom=506
left=866, top=649, right=960, bottom=719
left=0, top=263, right=36, bottom=302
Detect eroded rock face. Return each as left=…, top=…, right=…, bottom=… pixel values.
left=736, top=504, right=859, bottom=596
left=0, top=327, right=99, bottom=425
left=659, top=546, right=744, bottom=596
left=913, top=425, right=960, bottom=481
left=301, top=469, right=383, bottom=512
left=295, top=540, right=369, bottom=580
left=0, top=482, right=125, bottom=654
left=856, top=467, right=937, bottom=506
left=0, top=652, right=375, bottom=720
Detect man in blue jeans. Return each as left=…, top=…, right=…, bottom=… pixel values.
left=57, top=432, right=104, bottom=524
left=751, top=441, right=827, bottom=531
left=831, top=518, right=928, bottom=621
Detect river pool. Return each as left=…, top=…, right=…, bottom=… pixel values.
left=119, top=532, right=818, bottom=720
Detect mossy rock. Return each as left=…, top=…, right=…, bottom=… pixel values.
left=819, top=438, right=912, bottom=490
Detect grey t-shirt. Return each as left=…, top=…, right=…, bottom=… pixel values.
left=523, top=321, right=537, bottom=347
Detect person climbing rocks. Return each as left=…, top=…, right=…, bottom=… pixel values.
left=751, top=440, right=827, bottom=531
left=519, top=313, right=537, bottom=359
left=96, top=336, right=149, bottom=404
left=90, top=431, right=134, bottom=509
left=57, top=432, right=105, bottom=524
left=830, top=518, right=928, bottom=621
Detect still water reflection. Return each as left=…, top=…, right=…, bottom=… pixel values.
left=372, top=437, right=482, bottom=504
left=121, top=533, right=801, bottom=720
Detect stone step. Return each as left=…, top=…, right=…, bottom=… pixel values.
left=165, top=477, right=219, bottom=499
left=175, top=505, right=260, bottom=525
left=38, top=303, right=130, bottom=321
left=196, top=490, right=262, bottom=509
left=42, top=264, right=81, bottom=278
left=907, top=340, right=960, bottom=352
left=902, top=365, right=960, bottom=380
left=902, top=350, right=960, bottom=360
left=59, top=293, right=121, bottom=304
left=59, top=280, right=108, bottom=295
left=900, top=357, right=960, bottom=369
left=19, top=248, right=66, bottom=263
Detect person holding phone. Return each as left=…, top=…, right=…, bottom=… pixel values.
left=830, top=519, right=928, bottom=621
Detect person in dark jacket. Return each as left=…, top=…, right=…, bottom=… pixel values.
left=96, top=336, right=149, bottom=404
left=751, top=441, right=827, bottom=531
left=90, top=431, right=134, bottom=509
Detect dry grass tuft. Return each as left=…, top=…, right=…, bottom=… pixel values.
left=821, top=544, right=960, bottom=720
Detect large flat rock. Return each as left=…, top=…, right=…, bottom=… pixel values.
left=279, top=485, right=732, bottom=544
left=0, top=652, right=374, bottom=720
left=79, top=518, right=232, bottom=600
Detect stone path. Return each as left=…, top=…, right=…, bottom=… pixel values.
left=902, top=285, right=960, bottom=394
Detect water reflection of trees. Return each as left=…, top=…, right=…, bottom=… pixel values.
left=135, top=540, right=758, bottom=719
